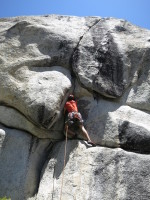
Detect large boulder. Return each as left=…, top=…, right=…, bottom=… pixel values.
left=73, top=18, right=150, bottom=98
left=0, top=15, right=98, bottom=132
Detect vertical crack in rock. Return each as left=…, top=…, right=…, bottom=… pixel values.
left=72, top=18, right=125, bottom=98
left=69, top=18, right=101, bottom=92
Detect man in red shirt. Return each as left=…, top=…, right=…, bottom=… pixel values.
left=64, top=94, right=96, bottom=146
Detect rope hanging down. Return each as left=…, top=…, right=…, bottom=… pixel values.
left=60, top=128, right=68, bottom=200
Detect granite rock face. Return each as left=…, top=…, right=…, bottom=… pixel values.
left=0, top=124, right=51, bottom=200
left=36, top=141, right=150, bottom=200
left=0, top=15, right=150, bottom=200
left=73, top=19, right=125, bottom=98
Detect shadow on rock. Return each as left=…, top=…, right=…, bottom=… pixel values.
left=41, top=139, right=79, bottom=180
left=119, top=121, right=150, bottom=154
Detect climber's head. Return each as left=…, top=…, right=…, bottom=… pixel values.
left=68, top=94, right=75, bottom=101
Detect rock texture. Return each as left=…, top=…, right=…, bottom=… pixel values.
left=0, top=124, right=52, bottom=200
left=35, top=141, right=150, bottom=200
left=0, top=15, right=150, bottom=200
left=73, top=19, right=125, bottom=98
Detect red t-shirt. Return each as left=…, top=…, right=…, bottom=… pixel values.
left=64, top=100, right=78, bottom=113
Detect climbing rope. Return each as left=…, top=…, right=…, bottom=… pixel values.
left=60, top=128, right=68, bottom=200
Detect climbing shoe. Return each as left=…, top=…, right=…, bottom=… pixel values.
left=87, top=141, right=96, bottom=147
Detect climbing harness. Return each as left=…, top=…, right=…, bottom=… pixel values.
left=60, top=128, right=68, bottom=200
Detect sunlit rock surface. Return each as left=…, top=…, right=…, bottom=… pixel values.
left=0, top=15, right=150, bottom=200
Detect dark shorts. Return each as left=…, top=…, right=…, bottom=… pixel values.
left=65, top=112, right=84, bottom=127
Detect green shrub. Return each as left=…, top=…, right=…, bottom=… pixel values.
left=0, top=197, right=11, bottom=200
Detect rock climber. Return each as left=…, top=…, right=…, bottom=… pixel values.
left=64, top=94, right=96, bottom=146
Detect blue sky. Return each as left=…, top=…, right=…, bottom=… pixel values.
left=0, top=0, right=150, bottom=30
